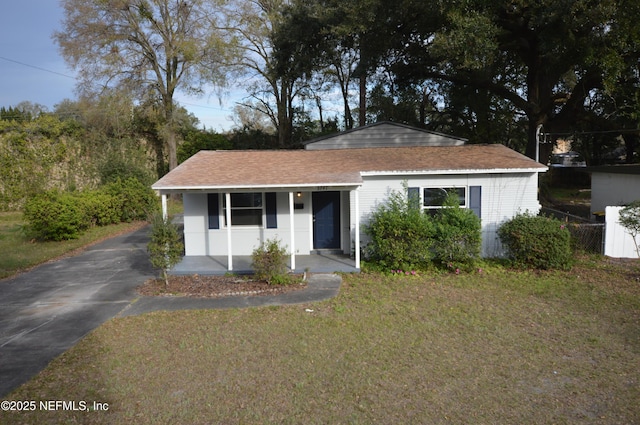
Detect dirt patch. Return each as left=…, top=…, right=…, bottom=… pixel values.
left=138, top=274, right=307, bottom=298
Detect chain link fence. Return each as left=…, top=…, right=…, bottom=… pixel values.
left=541, top=207, right=604, bottom=254
left=567, top=223, right=605, bottom=254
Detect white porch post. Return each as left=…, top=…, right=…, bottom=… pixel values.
left=354, top=187, right=361, bottom=270
left=289, top=191, right=296, bottom=271
left=161, top=193, right=168, bottom=220
left=225, top=192, right=233, bottom=271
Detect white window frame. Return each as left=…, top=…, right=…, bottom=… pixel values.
left=422, top=187, right=467, bottom=213
left=222, top=192, right=265, bottom=227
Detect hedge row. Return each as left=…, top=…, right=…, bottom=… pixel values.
left=23, top=178, right=159, bottom=241
left=365, top=187, right=573, bottom=271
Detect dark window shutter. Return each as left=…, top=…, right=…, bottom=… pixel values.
left=208, top=194, right=220, bottom=229
left=408, top=187, right=420, bottom=209
left=469, top=186, right=481, bottom=218
left=266, top=192, right=277, bottom=228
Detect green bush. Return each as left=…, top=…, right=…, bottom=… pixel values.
left=98, top=154, right=154, bottom=186
left=104, top=177, right=159, bottom=222
left=23, top=177, right=159, bottom=241
left=23, top=190, right=90, bottom=241
left=251, top=238, right=290, bottom=284
left=498, top=212, right=572, bottom=270
left=78, top=190, right=121, bottom=226
left=433, top=193, right=482, bottom=269
left=364, top=186, right=435, bottom=270
left=147, top=213, right=184, bottom=286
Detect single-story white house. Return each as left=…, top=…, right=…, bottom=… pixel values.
left=152, top=122, right=547, bottom=273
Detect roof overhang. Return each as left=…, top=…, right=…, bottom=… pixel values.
left=360, top=167, right=547, bottom=177
left=153, top=182, right=362, bottom=194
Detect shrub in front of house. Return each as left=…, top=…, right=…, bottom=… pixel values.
left=364, top=187, right=435, bottom=270
left=498, top=212, right=572, bottom=270
left=251, top=238, right=291, bottom=284
left=432, top=193, right=482, bottom=270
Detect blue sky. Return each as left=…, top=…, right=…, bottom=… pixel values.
left=0, top=2, right=237, bottom=131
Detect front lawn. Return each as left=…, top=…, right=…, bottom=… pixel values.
left=2, top=257, right=639, bottom=424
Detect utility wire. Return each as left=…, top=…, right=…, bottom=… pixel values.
left=542, top=128, right=640, bottom=137
left=0, top=55, right=76, bottom=80
left=0, top=55, right=235, bottom=114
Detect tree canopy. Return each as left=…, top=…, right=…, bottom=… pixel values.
left=38, top=0, right=640, bottom=164
left=273, top=0, right=640, bottom=162
left=54, top=0, right=234, bottom=170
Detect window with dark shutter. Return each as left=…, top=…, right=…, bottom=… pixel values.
left=469, top=186, right=482, bottom=218
left=265, top=192, right=277, bottom=228
left=207, top=193, right=220, bottom=229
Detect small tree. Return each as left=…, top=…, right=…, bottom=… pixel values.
left=147, top=213, right=184, bottom=286
left=618, top=200, right=640, bottom=258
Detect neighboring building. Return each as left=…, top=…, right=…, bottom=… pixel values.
left=152, top=122, right=547, bottom=272
left=549, top=151, right=587, bottom=168
left=303, top=121, right=466, bottom=149
left=589, top=164, right=640, bottom=217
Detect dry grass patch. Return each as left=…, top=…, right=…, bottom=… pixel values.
left=2, top=257, right=639, bottom=424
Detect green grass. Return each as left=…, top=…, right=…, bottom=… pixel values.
left=0, top=211, right=147, bottom=279
left=547, top=186, right=591, bottom=202
left=1, top=256, right=639, bottom=424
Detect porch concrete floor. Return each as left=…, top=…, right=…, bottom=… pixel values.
left=169, top=253, right=359, bottom=275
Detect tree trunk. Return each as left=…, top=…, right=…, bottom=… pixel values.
left=164, top=97, right=178, bottom=171
left=316, top=96, right=324, bottom=132
left=277, top=82, right=289, bottom=148
left=622, top=133, right=639, bottom=163
left=359, top=73, right=367, bottom=127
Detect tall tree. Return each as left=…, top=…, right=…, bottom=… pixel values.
left=386, top=0, right=640, bottom=160
left=274, top=0, right=391, bottom=130
left=54, top=0, right=232, bottom=171
left=222, top=0, right=305, bottom=148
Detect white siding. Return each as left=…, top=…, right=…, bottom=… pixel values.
left=605, top=206, right=639, bottom=258
left=184, top=174, right=541, bottom=259
left=183, top=193, right=208, bottom=255
left=183, top=192, right=313, bottom=256
left=591, top=172, right=640, bottom=216
left=355, top=173, right=541, bottom=257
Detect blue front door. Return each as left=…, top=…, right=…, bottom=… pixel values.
left=313, top=191, right=341, bottom=249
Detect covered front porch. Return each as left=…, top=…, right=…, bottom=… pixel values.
left=159, top=183, right=363, bottom=274
left=169, top=253, right=359, bottom=276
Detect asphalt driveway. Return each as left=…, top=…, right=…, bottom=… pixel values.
left=0, top=226, right=154, bottom=397
left=0, top=226, right=343, bottom=397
